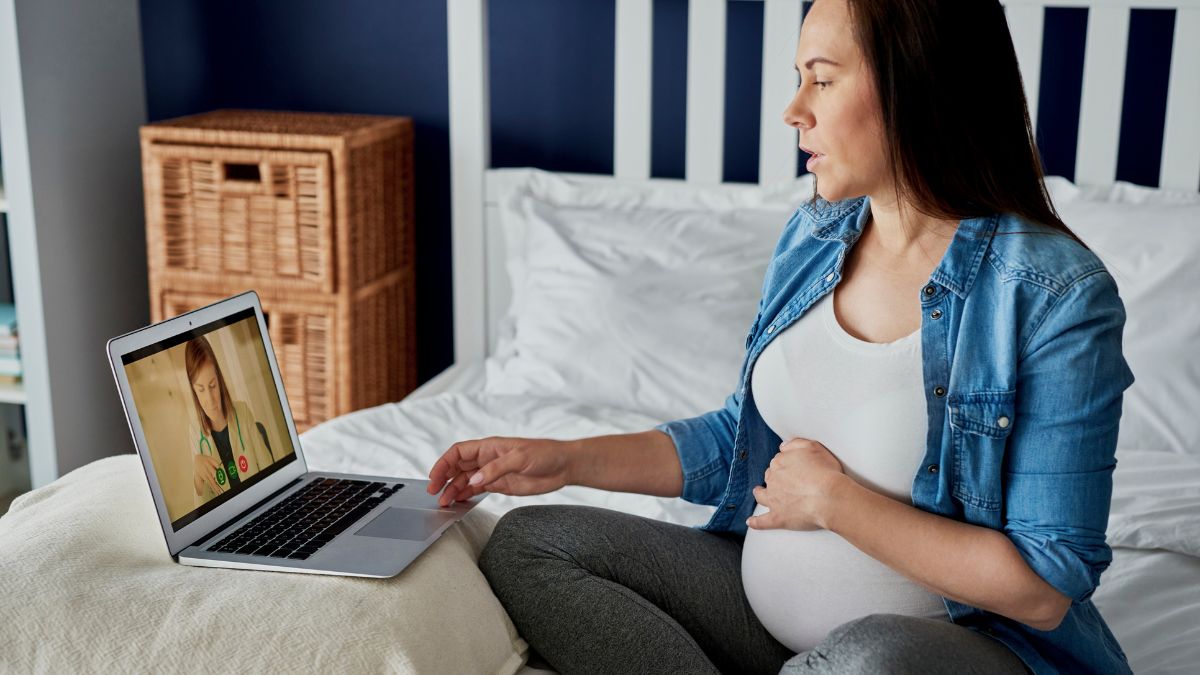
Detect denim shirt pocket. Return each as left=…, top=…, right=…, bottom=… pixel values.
left=948, top=390, right=1015, bottom=525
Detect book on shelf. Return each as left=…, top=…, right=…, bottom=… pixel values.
left=0, top=304, right=15, bottom=337
left=0, top=373, right=20, bottom=385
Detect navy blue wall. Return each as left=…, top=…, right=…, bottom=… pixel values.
left=139, top=0, right=1183, bottom=385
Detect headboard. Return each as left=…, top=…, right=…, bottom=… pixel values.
left=446, top=0, right=1200, bottom=365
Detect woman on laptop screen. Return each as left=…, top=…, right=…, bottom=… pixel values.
left=187, top=335, right=275, bottom=507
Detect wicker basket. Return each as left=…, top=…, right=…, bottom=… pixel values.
left=141, top=109, right=416, bottom=431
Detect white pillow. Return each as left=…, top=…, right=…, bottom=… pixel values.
left=1047, top=177, right=1200, bottom=458
left=485, top=170, right=814, bottom=422
left=0, top=455, right=528, bottom=674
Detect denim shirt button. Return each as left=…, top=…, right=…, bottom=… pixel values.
left=766, top=324, right=776, bottom=334
left=738, top=450, right=748, bottom=460
left=930, top=309, right=943, bottom=320
left=825, top=273, right=835, bottom=282
left=923, top=284, right=937, bottom=296
left=928, top=464, right=939, bottom=474
left=997, top=416, right=1010, bottom=428
left=934, top=386, right=947, bottom=397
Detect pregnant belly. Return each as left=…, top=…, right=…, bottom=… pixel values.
left=741, top=503, right=948, bottom=653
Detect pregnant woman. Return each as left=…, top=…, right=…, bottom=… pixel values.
left=427, top=1, right=1133, bottom=673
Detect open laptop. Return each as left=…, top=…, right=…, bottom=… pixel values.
left=107, top=290, right=484, bottom=578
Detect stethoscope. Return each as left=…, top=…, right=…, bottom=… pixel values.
left=198, top=407, right=247, bottom=487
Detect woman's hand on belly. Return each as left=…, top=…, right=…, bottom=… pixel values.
left=747, top=438, right=850, bottom=531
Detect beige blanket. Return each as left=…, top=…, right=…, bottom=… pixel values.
left=0, top=454, right=528, bottom=674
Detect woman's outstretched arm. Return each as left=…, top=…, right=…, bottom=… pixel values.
left=564, top=430, right=683, bottom=498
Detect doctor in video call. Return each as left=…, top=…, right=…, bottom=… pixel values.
left=186, top=335, right=275, bottom=506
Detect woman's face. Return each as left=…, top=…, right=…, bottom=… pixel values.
left=191, top=361, right=223, bottom=423
left=784, top=0, right=890, bottom=202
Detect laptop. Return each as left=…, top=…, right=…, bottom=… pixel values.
left=107, top=290, right=484, bottom=578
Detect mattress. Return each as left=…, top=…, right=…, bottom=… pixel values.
left=297, top=359, right=1200, bottom=675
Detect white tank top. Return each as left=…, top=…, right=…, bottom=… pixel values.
left=741, top=288, right=948, bottom=653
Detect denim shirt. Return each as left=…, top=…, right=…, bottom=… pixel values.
left=654, top=196, right=1136, bottom=674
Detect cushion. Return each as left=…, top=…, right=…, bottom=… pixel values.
left=0, top=454, right=528, bottom=674
left=1047, top=178, right=1200, bottom=458
left=486, top=169, right=815, bottom=422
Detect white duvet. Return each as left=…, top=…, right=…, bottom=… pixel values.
left=301, top=369, right=718, bottom=531
left=296, top=362, right=1200, bottom=675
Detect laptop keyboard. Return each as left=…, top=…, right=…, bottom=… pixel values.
left=208, top=477, right=403, bottom=560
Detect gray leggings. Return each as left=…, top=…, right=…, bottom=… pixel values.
left=478, top=504, right=1031, bottom=675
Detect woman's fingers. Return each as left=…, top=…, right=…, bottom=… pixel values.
left=205, top=469, right=221, bottom=495
left=438, top=471, right=475, bottom=507
left=470, top=451, right=527, bottom=492
left=206, top=457, right=227, bottom=494
left=428, top=440, right=492, bottom=494
left=427, top=442, right=479, bottom=494
left=427, top=437, right=558, bottom=502
left=194, top=453, right=226, bottom=497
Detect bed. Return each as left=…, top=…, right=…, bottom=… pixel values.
left=309, top=168, right=1200, bottom=675
left=3, top=1, right=1200, bottom=673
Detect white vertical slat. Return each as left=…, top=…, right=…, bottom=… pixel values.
left=1160, top=8, right=1200, bottom=191
left=1006, top=2, right=1044, bottom=130
left=447, top=0, right=490, bottom=363
left=1075, top=6, right=1130, bottom=186
left=0, top=0, right=56, bottom=486
left=758, top=0, right=802, bottom=185
left=686, top=0, right=727, bottom=183
left=614, top=0, right=653, bottom=180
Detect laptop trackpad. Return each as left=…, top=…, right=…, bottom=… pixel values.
left=354, top=507, right=458, bottom=541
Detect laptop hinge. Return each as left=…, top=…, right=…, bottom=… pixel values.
left=189, top=476, right=305, bottom=550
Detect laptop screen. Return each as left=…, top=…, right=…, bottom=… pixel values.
left=121, top=307, right=297, bottom=531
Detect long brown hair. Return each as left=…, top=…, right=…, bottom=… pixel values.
left=184, top=335, right=235, bottom=435
left=838, top=0, right=1088, bottom=249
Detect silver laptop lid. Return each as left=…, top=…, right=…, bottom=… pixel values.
left=107, top=290, right=308, bottom=556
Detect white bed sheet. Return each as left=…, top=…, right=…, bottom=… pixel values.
left=1093, top=547, right=1200, bottom=675
left=298, top=360, right=1200, bottom=674
left=300, top=364, right=717, bottom=530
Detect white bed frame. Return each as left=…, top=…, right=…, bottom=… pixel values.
left=439, top=0, right=1200, bottom=379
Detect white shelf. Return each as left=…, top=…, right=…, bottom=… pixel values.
left=0, top=379, right=24, bottom=404
left=0, top=0, right=147, bottom=488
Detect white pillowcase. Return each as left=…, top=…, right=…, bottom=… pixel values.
left=485, top=169, right=815, bottom=422
left=0, top=455, right=528, bottom=675
left=1047, top=177, right=1200, bottom=458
